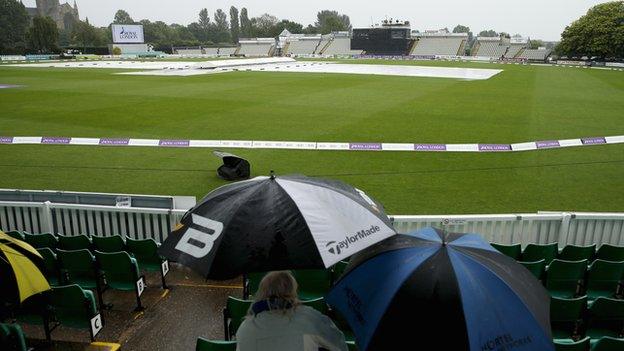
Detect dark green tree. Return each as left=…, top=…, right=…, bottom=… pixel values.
left=113, top=9, right=135, bottom=24
left=230, top=6, right=240, bottom=43
left=557, top=1, right=624, bottom=58
left=478, top=29, right=498, bottom=37
left=240, top=7, right=252, bottom=38
left=28, top=16, right=59, bottom=52
left=0, top=0, right=30, bottom=53
left=250, top=14, right=279, bottom=37
left=277, top=20, right=304, bottom=34
left=453, top=24, right=473, bottom=41
left=213, top=9, right=230, bottom=43
left=314, top=10, right=351, bottom=34
left=71, top=18, right=99, bottom=52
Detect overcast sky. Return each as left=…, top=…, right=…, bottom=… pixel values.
left=24, top=0, right=605, bottom=41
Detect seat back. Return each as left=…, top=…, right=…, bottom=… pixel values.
left=519, top=259, right=546, bottom=280
left=225, top=297, right=252, bottom=339
left=553, top=337, right=589, bottom=351
left=592, top=336, right=624, bottom=351
left=37, top=248, right=60, bottom=286
left=331, top=260, right=350, bottom=285
left=587, top=297, right=624, bottom=338
left=92, top=235, right=125, bottom=253
left=196, top=338, right=237, bottom=351
left=293, top=269, right=332, bottom=300
left=57, top=234, right=92, bottom=251
left=491, top=243, right=522, bottom=260
left=550, top=296, right=586, bottom=339
left=559, top=244, right=595, bottom=261
left=126, top=238, right=161, bottom=269
left=50, top=284, right=97, bottom=329
left=546, top=259, right=587, bottom=298
left=301, top=297, right=328, bottom=314
left=522, top=243, right=558, bottom=265
left=596, top=244, right=624, bottom=262
left=244, top=272, right=267, bottom=299
left=24, top=233, right=58, bottom=250
left=56, top=249, right=98, bottom=289
left=0, top=323, right=28, bottom=351
left=587, top=260, right=624, bottom=300
left=95, top=251, right=140, bottom=290
left=6, top=231, right=25, bottom=241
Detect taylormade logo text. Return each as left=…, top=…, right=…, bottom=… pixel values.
left=326, top=225, right=380, bottom=255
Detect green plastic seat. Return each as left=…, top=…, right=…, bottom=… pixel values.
left=196, top=338, right=236, bottom=351
left=92, top=235, right=125, bottom=253
left=293, top=269, right=332, bottom=300
left=586, top=297, right=624, bottom=340
left=522, top=243, right=559, bottom=265
left=551, top=296, right=587, bottom=339
left=0, top=323, right=28, bottom=351
left=50, top=284, right=100, bottom=341
left=243, top=272, right=266, bottom=299
left=592, top=336, right=624, bottom=351
left=37, top=248, right=61, bottom=286
left=6, top=230, right=25, bottom=241
left=95, top=250, right=144, bottom=310
left=56, top=249, right=100, bottom=291
left=554, top=337, right=590, bottom=351
left=331, top=260, right=350, bottom=285
left=560, top=245, right=596, bottom=262
left=126, top=237, right=168, bottom=288
left=491, top=243, right=522, bottom=260
left=596, top=245, right=624, bottom=262
left=222, top=296, right=252, bottom=340
left=586, top=260, right=624, bottom=302
left=518, top=259, right=546, bottom=281
left=301, top=297, right=328, bottom=314
left=23, top=232, right=58, bottom=250
left=546, top=259, right=588, bottom=298
left=57, top=234, right=92, bottom=251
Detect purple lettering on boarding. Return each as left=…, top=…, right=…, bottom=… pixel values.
left=581, top=137, right=606, bottom=145
left=414, top=143, right=447, bottom=151
left=536, top=140, right=560, bottom=149
left=159, top=139, right=190, bottom=147
left=478, top=144, right=512, bottom=152
left=41, top=137, right=71, bottom=144
left=349, top=143, right=382, bottom=150
left=0, top=137, right=14, bottom=144
left=99, top=138, right=129, bottom=146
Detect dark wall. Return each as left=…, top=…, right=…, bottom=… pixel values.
left=351, top=28, right=412, bottom=55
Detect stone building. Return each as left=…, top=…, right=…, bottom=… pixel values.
left=26, top=0, right=80, bottom=30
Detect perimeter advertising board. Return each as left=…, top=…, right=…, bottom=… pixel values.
left=112, top=24, right=145, bottom=43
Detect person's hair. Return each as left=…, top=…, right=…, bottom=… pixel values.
left=252, top=271, right=301, bottom=314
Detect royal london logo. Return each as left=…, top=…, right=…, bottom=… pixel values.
left=326, top=225, right=380, bottom=255
left=119, top=27, right=139, bottom=40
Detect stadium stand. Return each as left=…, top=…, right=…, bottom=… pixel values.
left=196, top=338, right=237, bottom=351
left=237, top=39, right=274, bottom=57
left=203, top=47, right=219, bottom=55
left=472, top=37, right=509, bottom=58
left=174, top=48, right=203, bottom=55
left=219, top=47, right=238, bottom=56
left=321, top=36, right=362, bottom=55
left=518, top=48, right=551, bottom=61
left=411, top=33, right=468, bottom=56
left=285, top=37, right=322, bottom=55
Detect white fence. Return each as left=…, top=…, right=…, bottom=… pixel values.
left=1, top=200, right=623, bottom=247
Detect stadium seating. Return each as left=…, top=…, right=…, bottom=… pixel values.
left=506, top=44, right=525, bottom=58
left=331, top=260, right=349, bottom=284
left=196, top=338, right=237, bottom=351
left=519, top=259, right=546, bottom=280
left=517, top=49, right=551, bottom=61
left=322, top=37, right=361, bottom=55
left=223, top=296, right=252, bottom=340
left=522, top=243, right=559, bottom=265
left=57, top=234, right=92, bottom=251
left=219, top=47, right=238, bottom=56
left=553, top=337, right=590, bottom=351
left=286, top=38, right=321, bottom=55
left=301, top=297, right=328, bottom=314
left=585, top=260, right=624, bottom=302
left=92, top=235, right=126, bottom=253
left=560, top=245, right=596, bottom=262
left=0, top=323, right=28, bottom=351
left=473, top=38, right=508, bottom=58
left=38, top=247, right=61, bottom=286
left=126, top=237, right=168, bottom=288
left=24, top=232, right=58, bottom=250
left=596, top=245, right=624, bottom=262
left=49, top=284, right=101, bottom=341
left=6, top=230, right=25, bottom=241
left=95, top=251, right=145, bottom=311
left=57, top=249, right=101, bottom=297
left=491, top=243, right=522, bottom=260
left=551, top=296, right=587, bottom=339
left=546, top=259, right=587, bottom=298
left=238, top=41, right=273, bottom=57
left=585, top=297, right=624, bottom=341
left=293, top=269, right=332, bottom=300
left=592, top=336, right=624, bottom=350
left=411, top=35, right=466, bottom=56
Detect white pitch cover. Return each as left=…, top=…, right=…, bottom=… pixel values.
left=276, top=179, right=395, bottom=267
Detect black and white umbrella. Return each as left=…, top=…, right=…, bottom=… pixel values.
left=158, top=174, right=396, bottom=279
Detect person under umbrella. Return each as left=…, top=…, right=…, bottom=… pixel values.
left=159, top=173, right=396, bottom=280
left=326, top=227, right=554, bottom=351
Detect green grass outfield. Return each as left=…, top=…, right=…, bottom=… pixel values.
left=0, top=59, right=623, bottom=214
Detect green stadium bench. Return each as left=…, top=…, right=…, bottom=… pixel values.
left=293, top=269, right=332, bottom=300
left=518, top=259, right=546, bottom=281
left=554, top=337, right=590, bottom=351
left=56, top=249, right=103, bottom=307
left=196, top=338, right=236, bottom=351
left=586, top=297, right=624, bottom=341
left=560, top=244, right=596, bottom=262
left=522, top=243, right=559, bottom=265
left=6, top=230, right=25, bottom=241
left=551, top=296, right=587, bottom=339
left=546, top=259, right=587, bottom=298
left=491, top=243, right=522, bottom=260
left=92, top=235, right=126, bottom=253
left=37, top=247, right=61, bottom=286
left=586, top=260, right=624, bottom=302
left=223, top=296, right=252, bottom=340
left=243, top=272, right=266, bottom=299
left=0, top=322, right=28, bottom=351
left=301, top=297, right=328, bottom=314
left=595, top=245, right=624, bottom=262
left=57, top=234, right=92, bottom=251
left=95, top=251, right=145, bottom=311
left=48, top=284, right=103, bottom=341
left=331, top=260, right=350, bottom=285
left=23, top=232, right=58, bottom=250
left=592, top=336, right=624, bottom=351
left=125, top=237, right=169, bottom=289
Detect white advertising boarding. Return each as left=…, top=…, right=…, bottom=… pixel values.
left=112, top=24, right=145, bottom=43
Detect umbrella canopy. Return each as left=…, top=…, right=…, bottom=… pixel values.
left=0, top=231, right=51, bottom=304
left=213, top=151, right=250, bottom=181
left=159, top=174, right=396, bottom=279
left=326, top=227, right=554, bottom=351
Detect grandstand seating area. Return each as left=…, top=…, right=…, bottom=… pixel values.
left=519, top=48, right=552, bottom=61
left=237, top=40, right=274, bottom=57
left=285, top=38, right=321, bottom=55
left=473, top=37, right=509, bottom=58
left=411, top=34, right=467, bottom=56
left=321, top=37, right=362, bottom=55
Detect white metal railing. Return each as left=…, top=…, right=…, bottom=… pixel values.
left=1, top=200, right=623, bottom=247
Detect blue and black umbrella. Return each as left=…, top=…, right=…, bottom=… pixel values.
left=326, top=227, right=554, bottom=351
